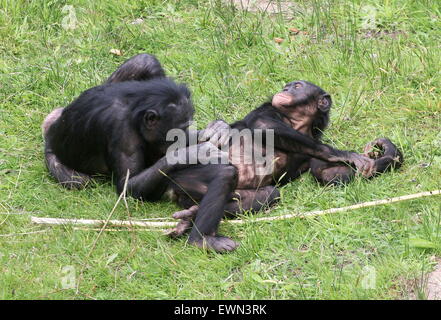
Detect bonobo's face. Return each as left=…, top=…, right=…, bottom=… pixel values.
left=272, top=80, right=331, bottom=114
left=141, top=91, right=194, bottom=152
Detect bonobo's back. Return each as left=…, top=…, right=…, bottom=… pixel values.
left=46, top=77, right=190, bottom=173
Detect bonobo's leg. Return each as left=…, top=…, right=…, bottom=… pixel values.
left=189, top=165, right=239, bottom=252
left=168, top=186, right=280, bottom=238
left=42, top=108, right=92, bottom=189
left=104, top=53, right=165, bottom=84
left=224, top=186, right=280, bottom=216
left=114, top=142, right=227, bottom=201
left=165, top=164, right=239, bottom=252
left=310, top=138, right=404, bottom=185
left=310, top=158, right=355, bottom=186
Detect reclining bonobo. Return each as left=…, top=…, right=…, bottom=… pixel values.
left=165, top=81, right=403, bottom=252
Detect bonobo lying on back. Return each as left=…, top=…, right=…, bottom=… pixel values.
left=165, top=81, right=403, bottom=252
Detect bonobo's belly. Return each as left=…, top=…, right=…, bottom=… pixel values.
left=228, top=138, right=288, bottom=189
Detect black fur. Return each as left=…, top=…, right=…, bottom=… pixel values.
left=43, top=54, right=195, bottom=199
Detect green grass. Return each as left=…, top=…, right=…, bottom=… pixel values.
left=0, top=0, right=440, bottom=299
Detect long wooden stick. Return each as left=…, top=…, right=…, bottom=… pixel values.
left=31, top=216, right=176, bottom=228
left=31, top=189, right=441, bottom=229
left=229, top=189, right=441, bottom=224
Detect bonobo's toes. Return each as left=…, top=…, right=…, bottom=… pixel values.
left=172, top=205, right=198, bottom=219
left=363, top=138, right=390, bottom=159
left=166, top=219, right=192, bottom=238
left=191, top=236, right=239, bottom=253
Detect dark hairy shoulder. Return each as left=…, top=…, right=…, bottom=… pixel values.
left=242, top=102, right=286, bottom=124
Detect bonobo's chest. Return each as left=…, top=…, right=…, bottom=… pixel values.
left=228, top=135, right=289, bottom=189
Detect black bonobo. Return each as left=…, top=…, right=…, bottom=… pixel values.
left=42, top=54, right=223, bottom=200
left=165, top=81, right=403, bottom=252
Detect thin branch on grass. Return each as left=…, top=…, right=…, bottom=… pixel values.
left=31, top=216, right=176, bottom=228
left=32, top=189, right=441, bottom=230
left=229, top=189, right=441, bottom=224
left=73, top=227, right=166, bottom=232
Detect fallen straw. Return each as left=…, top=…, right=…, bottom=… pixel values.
left=229, top=189, right=441, bottom=224
left=31, top=189, right=441, bottom=229
left=31, top=216, right=176, bottom=228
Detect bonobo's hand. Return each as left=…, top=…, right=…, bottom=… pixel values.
left=166, top=142, right=229, bottom=168
left=347, top=152, right=376, bottom=178
left=198, top=120, right=231, bottom=147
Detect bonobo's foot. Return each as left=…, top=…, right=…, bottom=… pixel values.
left=166, top=205, right=198, bottom=238
left=190, top=235, right=239, bottom=253
left=363, top=138, right=403, bottom=163
left=363, top=138, right=404, bottom=173
left=166, top=219, right=192, bottom=238
left=172, top=205, right=198, bottom=219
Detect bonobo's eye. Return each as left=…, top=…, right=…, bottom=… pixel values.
left=144, top=110, right=159, bottom=129
left=168, top=103, right=177, bottom=109
left=294, top=82, right=302, bottom=89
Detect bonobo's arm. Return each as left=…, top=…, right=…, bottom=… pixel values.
left=113, top=152, right=174, bottom=201
left=112, top=142, right=228, bottom=200
left=252, top=116, right=375, bottom=177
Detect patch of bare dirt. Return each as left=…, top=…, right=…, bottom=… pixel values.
left=227, top=0, right=299, bottom=17
left=393, top=258, right=441, bottom=300
left=426, top=259, right=441, bottom=300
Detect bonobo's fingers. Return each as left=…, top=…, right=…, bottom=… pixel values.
left=198, top=120, right=230, bottom=145
left=166, top=219, right=192, bottom=238
left=349, top=153, right=376, bottom=178
left=272, top=92, right=295, bottom=108
left=218, top=127, right=232, bottom=147
left=195, top=142, right=229, bottom=164
left=172, top=205, right=198, bottom=219
left=190, top=236, right=239, bottom=253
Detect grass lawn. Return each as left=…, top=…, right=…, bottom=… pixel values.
left=0, top=0, right=440, bottom=299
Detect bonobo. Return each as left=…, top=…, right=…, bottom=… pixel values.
left=42, top=54, right=222, bottom=200
left=165, top=81, right=403, bottom=252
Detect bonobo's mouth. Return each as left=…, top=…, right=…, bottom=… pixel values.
left=176, top=120, right=194, bottom=131
left=272, top=92, right=295, bottom=108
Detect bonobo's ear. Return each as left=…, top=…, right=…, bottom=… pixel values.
left=144, top=110, right=160, bottom=129
left=318, top=94, right=332, bottom=112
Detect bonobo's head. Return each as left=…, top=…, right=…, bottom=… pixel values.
left=133, top=78, right=194, bottom=151
left=271, top=80, right=331, bottom=139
